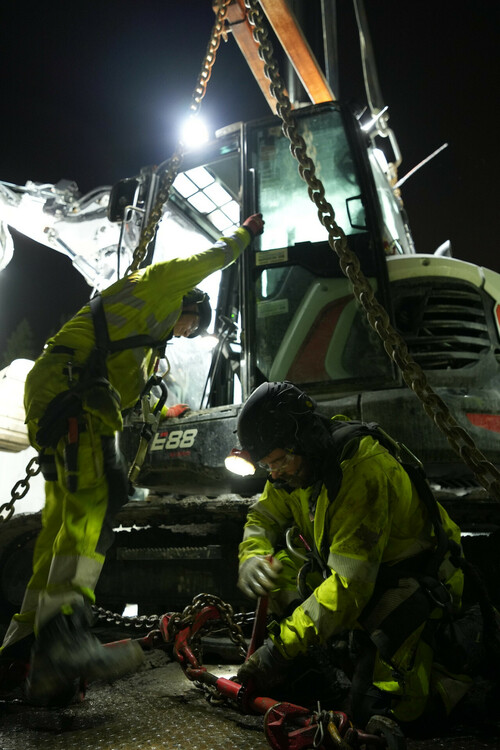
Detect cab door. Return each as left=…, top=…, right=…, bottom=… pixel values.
left=240, top=102, right=399, bottom=399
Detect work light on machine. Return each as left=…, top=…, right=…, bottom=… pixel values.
left=181, top=114, right=209, bottom=148
left=224, top=448, right=255, bottom=476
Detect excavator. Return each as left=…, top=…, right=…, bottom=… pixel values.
left=1, top=0, right=500, bottom=625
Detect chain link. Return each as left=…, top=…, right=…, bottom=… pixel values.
left=124, top=0, right=231, bottom=275
left=94, top=593, right=249, bottom=693
left=244, top=0, right=500, bottom=502
left=94, top=594, right=248, bottom=659
left=92, top=605, right=161, bottom=632
left=168, top=593, right=248, bottom=705
left=0, top=455, right=41, bottom=522
left=167, top=593, right=249, bottom=660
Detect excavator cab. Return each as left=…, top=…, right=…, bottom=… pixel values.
left=150, top=101, right=403, bottom=415
left=122, top=103, right=389, bottom=487
left=122, top=97, right=500, bottom=509
left=240, top=102, right=398, bottom=398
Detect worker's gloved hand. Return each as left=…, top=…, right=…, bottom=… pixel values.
left=161, top=403, right=190, bottom=419
left=238, top=555, right=282, bottom=598
left=242, top=213, right=265, bottom=238
left=236, top=639, right=290, bottom=692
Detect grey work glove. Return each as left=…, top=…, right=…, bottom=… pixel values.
left=238, top=555, right=283, bottom=599
left=236, top=639, right=290, bottom=692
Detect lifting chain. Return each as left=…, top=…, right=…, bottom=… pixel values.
left=165, top=593, right=249, bottom=706
left=93, top=597, right=254, bottom=644
left=0, top=455, right=40, bottom=523
left=92, top=605, right=161, bottom=633
left=244, top=0, right=500, bottom=502
left=125, top=0, right=231, bottom=275
left=165, top=593, right=249, bottom=660
left=93, top=594, right=249, bottom=667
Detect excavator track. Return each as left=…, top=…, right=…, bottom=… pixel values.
left=0, top=494, right=257, bottom=633
left=1, top=484, right=499, bottom=637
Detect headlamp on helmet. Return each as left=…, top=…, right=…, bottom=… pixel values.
left=235, top=381, right=316, bottom=465
left=224, top=448, right=256, bottom=476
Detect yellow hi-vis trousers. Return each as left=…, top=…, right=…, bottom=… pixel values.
left=263, top=547, right=471, bottom=724
left=2, top=414, right=127, bottom=650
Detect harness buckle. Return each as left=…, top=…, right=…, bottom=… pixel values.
left=421, top=576, right=452, bottom=609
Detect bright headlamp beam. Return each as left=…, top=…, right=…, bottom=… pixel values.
left=224, top=453, right=256, bottom=477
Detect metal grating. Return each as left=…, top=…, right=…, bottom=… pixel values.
left=0, top=653, right=269, bottom=750
left=394, top=285, right=491, bottom=370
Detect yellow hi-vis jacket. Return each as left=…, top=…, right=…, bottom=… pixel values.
left=24, top=227, right=251, bottom=441
left=239, top=431, right=464, bottom=721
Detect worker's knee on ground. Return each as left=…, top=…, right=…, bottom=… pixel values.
left=350, top=683, right=393, bottom=729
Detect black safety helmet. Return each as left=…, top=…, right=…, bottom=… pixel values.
left=182, top=287, right=211, bottom=338
left=237, top=381, right=317, bottom=463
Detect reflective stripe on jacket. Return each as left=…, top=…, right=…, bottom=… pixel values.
left=238, top=433, right=463, bottom=660
left=25, top=227, right=250, bottom=422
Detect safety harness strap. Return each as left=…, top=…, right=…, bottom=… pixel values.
left=313, top=418, right=500, bottom=666
left=36, top=295, right=167, bottom=450
left=299, top=419, right=462, bottom=663
left=89, top=294, right=168, bottom=355
left=318, top=419, right=455, bottom=577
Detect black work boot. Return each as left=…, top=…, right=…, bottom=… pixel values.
left=0, top=633, right=82, bottom=705
left=26, top=603, right=144, bottom=706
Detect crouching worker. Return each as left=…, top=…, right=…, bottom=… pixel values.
left=0, top=214, right=264, bottom=706
left=228, top=381, right=492, bottom=730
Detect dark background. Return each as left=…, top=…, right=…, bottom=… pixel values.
left=0, top=0, right=498, bottom=357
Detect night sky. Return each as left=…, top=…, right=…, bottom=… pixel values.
left=0, top=0, right=498, bottom=356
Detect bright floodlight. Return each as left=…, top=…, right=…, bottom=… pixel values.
left=224, top=449, right=256, bottom=477
left=182, top=116, right=209, bottom=148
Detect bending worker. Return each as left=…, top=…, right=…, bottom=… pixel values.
left=0, top=213, right=264, bottom=705
left=231, top=380, right=483, bottom=729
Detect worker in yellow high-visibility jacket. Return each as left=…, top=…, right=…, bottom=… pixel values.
left=0, top=214, right=264, bottom=706
left=230, top=380, right=483, bottom=730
